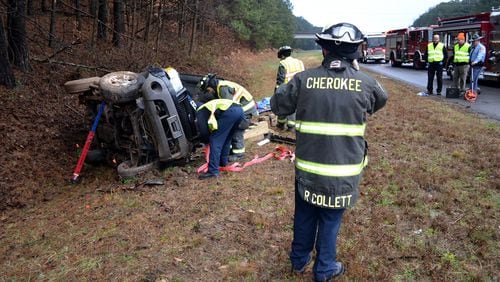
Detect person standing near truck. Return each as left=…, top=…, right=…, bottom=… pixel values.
left=469, top=33, right=486, bottom=93
left=452, top=33, right=471, bottom=94
left=425, top=34, right=448, bottom=95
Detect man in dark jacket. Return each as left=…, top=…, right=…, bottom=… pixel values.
left=271, top=22, right=388, bottom=281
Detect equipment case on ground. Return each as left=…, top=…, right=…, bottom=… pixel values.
left=446, top=87, right=460, bottom=98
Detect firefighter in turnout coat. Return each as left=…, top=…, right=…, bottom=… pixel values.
left=271, top=22, right=388, bottom=281
left=198, top=74, right=258, bottom=162
left=276, top=45, right=305, bottom=130
left=196, top=97, right=244, bottom=179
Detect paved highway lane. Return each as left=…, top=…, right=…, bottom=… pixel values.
left=360, top=62, right=500, bottom=121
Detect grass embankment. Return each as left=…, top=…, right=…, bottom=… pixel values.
left=0, top=50, right=498, bottom=281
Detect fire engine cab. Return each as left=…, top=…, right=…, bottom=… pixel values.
left=385, top=27, right=432, bottom=69
left=433, top=8, right=500, bottom=81
left=360, top=33, right=387, bottom=63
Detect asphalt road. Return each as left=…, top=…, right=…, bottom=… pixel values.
left=360, top=62, right=500, bottom=122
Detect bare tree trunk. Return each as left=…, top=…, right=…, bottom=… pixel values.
left=144, top=0, right=153, bottom=42
left=112, top=0, right=124, bottom=47
left=27, top=0, right=34, bottom=16
left=91, top=0, right=98, bottom=46
left=129, top=0, right=136, bottom=48
left=154, top=0, right=163, bottom=52
left=0, top=17, right=15, bottom=88
left=88, top=0, right=95, bottom=14
left=189, top=0, right=198, bottom=57
left=41, top=0, right=47, bottom=12
left=48, top=0, right=57, bottom=47
left=97, top=0, right=108, bottom=39
left=7, top=0, right=30, bottom=71
left=177, top=0, right=187, bottom=38
left=75, top=0, right=82, bottom=30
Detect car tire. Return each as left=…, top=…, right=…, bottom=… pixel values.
left=117, top=160, right=156, bottom=178
left=99, top=71, right=145, bottom=103
left=64, top=77, right=100, bottom=94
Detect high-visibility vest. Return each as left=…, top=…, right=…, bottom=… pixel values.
left=454, top=43, right=470, bottom=63
left=217, top=80, right=256, bottom=113
left=280, top=57, right=305, bottom=83
left=197, top=99, right=237, bottom=131
left=427, top=42, right=444, bottom=63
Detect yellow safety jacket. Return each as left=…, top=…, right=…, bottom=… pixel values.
left=197, top=99, right=237, bottom=131
left=454, top=43, right=470, bottom=63
left=216, top=80, right=256, bottom=114
left=427, top=42, right=444, bottom=62
left=280, top=57, right=305, bottom=84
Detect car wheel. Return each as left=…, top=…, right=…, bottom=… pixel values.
left=117, top=160, right=156, bottom=178
left=99, top=71, right=145, bottom=103
left=64, top=77, right=100, bottom=94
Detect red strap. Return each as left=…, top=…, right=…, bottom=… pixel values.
left=197, top=145, right=294, bottom=174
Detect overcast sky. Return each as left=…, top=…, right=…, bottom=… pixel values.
left=290, top=0, right=449, bottom=34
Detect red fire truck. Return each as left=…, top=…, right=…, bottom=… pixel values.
left=385, top=27, right=433, bottom=69
left=433, top=9, right=500, bottom=81
left=360, top=33, right=387, bottom=63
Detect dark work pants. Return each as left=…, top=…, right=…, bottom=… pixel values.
left=230, top=116, right=250, bottom=155
left=207, top=106, right=244, bottom=175
left=290, top=182, right=345, bottom=281
left=427, top=62, right=443, bottom=94
left=277, top=113, right=296, bottom=129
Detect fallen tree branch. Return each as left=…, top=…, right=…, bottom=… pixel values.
left=65, top=104, right=84, bottom=117
left=32, top=57, right=114, bottom=72
left=39, top=39, right=82, bottom=62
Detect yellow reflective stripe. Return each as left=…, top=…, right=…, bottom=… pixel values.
left=277, top=117, right=287, bottom=123
left=242, top=100, right=256, bottom=112
left=296, top=121, right=366, bottom=136
left=296, top=157, right=367, bottom=177
left=208, top=115, right=218, bottom=131
left=218, top=80, right=253, bottom=104
left=232, top=148, right=245, bottom=154
left=197, top=99, right=234, bottom=112
left=197, top=99, right=236, bottom=131
left=233, top=89, right=243, bottom=101
left=287, top=120, right=296, bottom=126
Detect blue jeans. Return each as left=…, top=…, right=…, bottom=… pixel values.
left=471, top=66, right=482, bottom=91
left=290, top=182, right=345, bottom=281
left=207, top=105, right=244, bottom=175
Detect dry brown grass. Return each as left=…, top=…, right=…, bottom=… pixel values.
left=0, top=50, right=498, bottom=281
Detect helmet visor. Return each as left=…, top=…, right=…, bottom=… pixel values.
left=320, top=23, right=364, bottom=43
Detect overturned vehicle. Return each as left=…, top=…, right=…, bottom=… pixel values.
left=64, top=67, right=204, bottom=178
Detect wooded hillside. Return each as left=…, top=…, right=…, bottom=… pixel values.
left=413, top=0, right=500, bottom=27
left=0, top=0, right=307, bottom=88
